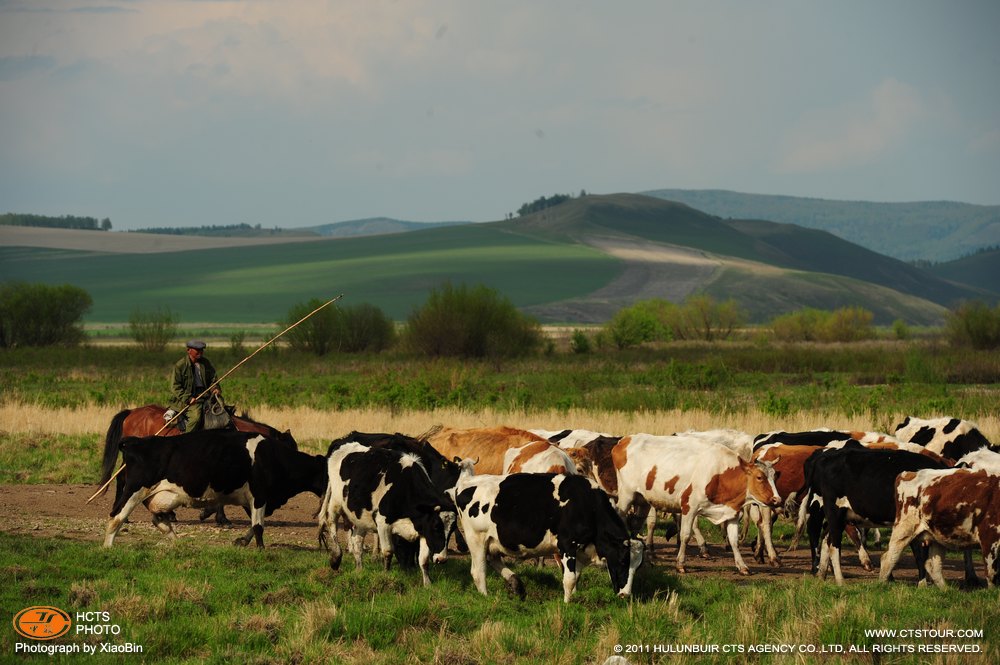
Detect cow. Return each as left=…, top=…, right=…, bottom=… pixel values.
left=318, top=442, right=456, bottom=587
left=101, top=429, right=327, bottom=548
left=425, top=426, right=548, bottom=475
left=453, top=461, right=643, bottom=602
left=894, top=416, right=995, bottom=460
left=503, top=440, right=577, bottom=475
left=613, top=434, right=780, bottom=575
left=798, top=444, right=951, bottom=585
left=880, top=468, right=1000, bottom=588
left=326, top=431, right=464, bottom=567
left=675, top=429, right=755, bottom=461
left=531, top=429, right=613, bottom=449
left=752, top=429, right=855, bottom=452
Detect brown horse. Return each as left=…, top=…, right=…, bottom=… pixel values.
left=99, top=404, right=297, bottom=525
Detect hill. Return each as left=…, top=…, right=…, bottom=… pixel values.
left=302, top=218, right=468, bottom=238
left=2, top=194, right=992, bottom=325
left=642, top=188, right=1000, bottom=263
left=928, top=247, right=1000, bottom=298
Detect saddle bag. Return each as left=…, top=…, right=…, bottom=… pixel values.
left=204, top=393, right=234, bottom=430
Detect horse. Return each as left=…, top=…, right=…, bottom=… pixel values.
left=99, top=404, right=297, bottom=526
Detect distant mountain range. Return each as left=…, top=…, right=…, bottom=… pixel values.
left=642, top=189, right=1000, bottom=263
left=302, top=217, right=469, bottom=238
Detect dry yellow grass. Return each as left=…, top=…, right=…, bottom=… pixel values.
left=3, top=402, right=997, bottom=447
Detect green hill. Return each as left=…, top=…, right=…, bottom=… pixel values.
left=2, top=193, right=990, bottom=325
left=928, top=248, right=1000, bottom=300
left=643, top=188, right=1000, bottom=263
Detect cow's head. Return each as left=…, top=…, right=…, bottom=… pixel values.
left=414, top=502, right=456, bottom=564
left=742, top=458, right=781, bottom=507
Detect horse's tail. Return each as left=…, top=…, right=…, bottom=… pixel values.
left=99, top=408, right=130, bottom=488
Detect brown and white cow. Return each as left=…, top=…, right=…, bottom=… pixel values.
left=613, top=433, right=780, bottom=575
left=880, top=468, right=1000, bottom=588
left=503, top=440, right=577, bottom=475
left=425, top=426, right=548, bottom=475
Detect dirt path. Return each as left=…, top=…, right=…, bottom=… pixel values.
left=1, top=484, right=976, bottom=587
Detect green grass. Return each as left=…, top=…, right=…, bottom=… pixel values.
left=1, top=533, right=997, bottom=664
left=2, top=343, right=998, bottom=419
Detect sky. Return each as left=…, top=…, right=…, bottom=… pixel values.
left=1, top=1, right=998, bottom=231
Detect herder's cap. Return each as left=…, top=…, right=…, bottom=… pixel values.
left=186, top=340, right=207, bottom=350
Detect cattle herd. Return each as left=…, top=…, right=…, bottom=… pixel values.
left=96, top=414, right=1000, bottom=602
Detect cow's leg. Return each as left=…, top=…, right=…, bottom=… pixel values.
left=757, top=506, right=780, bottom=567
left=845, top=524, right=872, bottom=571
left=675, top=509, right=696, bottom=573
left=349, top=529, right=367, bottom=568
left=487, top=552, right=524, bottom=600
left=104, top=488, right=149, bottom=547
left=806, top=501, right=825, bottom=575
left=724, top=518, right=751, bottom=576
left=151, top=512, right=178, bottom=539
left=466, top=533, right=490, bottom=596
left=559, top=547, right=580, bottom=603
left=234, top=504, right=265, bottom=548
left=417, top=537, right=432, bottom=587
left=316, top=493, right=344, bottom=570
left=877, top=520, right=917, bottom=583
left=925, top=543, right=948, bottom=589
left=643, top=507, right=656, bottom=556
left=985, top=539, right=1000, bottom=589
left=692, top=519, right=709, bottom=559
left=827, top=510, right=848, bottom=585
left=961, top=549, right=983, bottom=588
left=375, top=519, right=394, bottom=571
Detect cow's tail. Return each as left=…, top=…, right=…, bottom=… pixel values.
left=98, top=408, right=130, bottom=489
left=416, top=424, right=442, bottom=442
left=316, top=482, right=333, bottom=551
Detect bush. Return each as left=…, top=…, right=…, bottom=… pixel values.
left=282, top=300, right=395, bottom=355
left=606, top=302, right=669, bottom=349
left=0, top=282, right=92, bottom=347
left=892, top=319, right=910, bottom=340
left=675, top=295, right=745, bottom=342
left=403, top=283, right=542, bottom=358
left=339, top=303, right=396, bottom=353
left=771, top=306, right=875, bottom=343
left=128, top=306, right=178, bottom=352
left=946, top=301, right=1000, bottom=350
left=570, top=329, right=592, bottom=354
left=605, top=296, right=744, bottom=348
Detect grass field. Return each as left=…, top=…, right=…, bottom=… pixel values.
left=2, top=343, right=999, bottom=663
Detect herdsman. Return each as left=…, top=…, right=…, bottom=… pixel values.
left=165, top=340, right=221, bottom=433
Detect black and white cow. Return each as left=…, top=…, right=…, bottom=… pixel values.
left=798, top=444, right=950, bottom=585
left=103, top=429, right=327, bottom=548
left=893, top=416, right=995, bottom=461
left=454, top=461, right=643, bottom=602
left=318, top=441, right=456, bottom=587
left=326, top=430, right=464, bottom=566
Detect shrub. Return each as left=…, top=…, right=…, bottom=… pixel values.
left=892, top=319, right=910, bottom=340
left=771, top=308, right=827, bottom=342
left=819, top=306, right=874, bottom=342
left=676, top=295, right=745, bottom=342
left=282, top=300, right=395, bottom=355
left=128, top=306, right=178, bottom=352
left=339, top=303, right=396, bottom=353
left=0, top=282, right=92, bottom=347
left=403, top=283, right=542, bottom=358
left=946, top=301, right=1000, bottom=350
left=570, top=329, right=592, bottom=354
left=606, top=304, right=668, bottom=350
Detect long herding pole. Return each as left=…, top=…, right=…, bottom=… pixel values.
left=87, top=293, right=344, bottom=504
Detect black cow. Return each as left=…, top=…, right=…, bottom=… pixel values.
left=798, top=444, right=950, bottom=585
left=893, top=416, right=995, bottom=461
left=102, top=430, right=327, bottom=548
left=318, top=441, right=456, bottom=587
left=454, top=463, right=643, bottom=602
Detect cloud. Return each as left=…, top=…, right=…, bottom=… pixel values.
left=777, top=79, right=927, bottom=173
left=0, top=54, right=56, bottom=80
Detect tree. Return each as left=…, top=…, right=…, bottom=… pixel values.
left=282, top=299, right=343, bottom=355
left=946, top=301, right=1000, bottom=350
left=129, top=306, right=178, bottom=352
left=403, top=283, right=542, bottom=358
left=101, top=218, right=112, bottom=231
left=282, top=300, right=395, bottom=355
left=0, top=282, right=92, bottom=347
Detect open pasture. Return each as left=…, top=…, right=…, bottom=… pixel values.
left=2, top=343, right=999, bottom=662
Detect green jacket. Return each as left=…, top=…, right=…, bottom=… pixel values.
left=171, top=356, right=219, bottom=410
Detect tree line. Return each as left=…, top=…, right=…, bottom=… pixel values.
left=1, top=213, right=111, bottom=231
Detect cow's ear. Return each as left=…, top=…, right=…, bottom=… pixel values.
left=453, top=456, right=462, bottom=464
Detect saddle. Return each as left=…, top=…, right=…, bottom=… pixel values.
left=203, top=393, right=235, bottom=430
